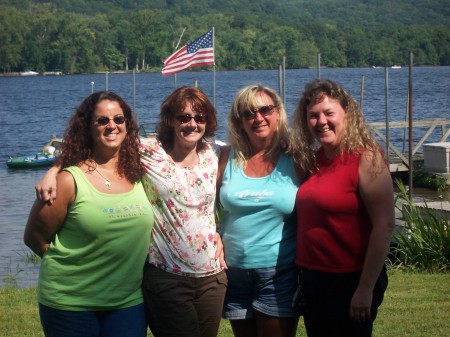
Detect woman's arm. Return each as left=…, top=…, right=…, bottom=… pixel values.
left=25, top=171, right=75, bottom=257
left=351, top=151, right=394, bottom=323
left=35, top=165, right=60, bottom=204
left=216, top=145, right=231, bottom=192
left=215, top=145, right=231, bottom=269
left=214, top=232, right=228, bottom=269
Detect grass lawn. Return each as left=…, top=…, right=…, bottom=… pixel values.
left=1, top=270, right=449, bottom=337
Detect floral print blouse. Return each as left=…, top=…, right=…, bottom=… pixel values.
left=140, top=137, right=222, bottom=277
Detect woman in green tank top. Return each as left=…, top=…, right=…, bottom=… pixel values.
left=24, top=91, right=154, bottom=337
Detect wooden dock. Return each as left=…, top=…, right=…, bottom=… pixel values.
left=369, top=118, right=449, bottom=172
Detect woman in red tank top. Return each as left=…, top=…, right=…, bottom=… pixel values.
left=290, top=79, right=395, bottom=337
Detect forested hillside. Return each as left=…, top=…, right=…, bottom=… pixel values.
left=1, top=0, right=449, bottom=74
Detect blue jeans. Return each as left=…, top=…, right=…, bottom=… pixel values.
left=39, top=303, right=147, bottom=337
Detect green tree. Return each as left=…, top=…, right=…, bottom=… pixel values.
left=0, top=6, right=28, bottom=72
left=1, top=0, right=449, bottom=73
left=23, top=4, right=61, bottom=72
left=345, top=28, right=371, bottom=67
left=56, top=14, right=99, bottom=74
left=314, top=24, right=347, bottom=67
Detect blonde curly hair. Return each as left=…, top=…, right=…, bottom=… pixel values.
left=291, top=79, right=384, bottom=178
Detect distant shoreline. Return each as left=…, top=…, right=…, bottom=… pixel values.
left=2, top=65, right=448, bottom=78
left=0, top=71, right=63, bottom=77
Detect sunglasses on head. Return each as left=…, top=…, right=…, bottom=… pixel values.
left=95, top=115, right=126, bottom=126
left=175, top=114, right=207, bottom=124
left=242, top=105, right=276, bottom=120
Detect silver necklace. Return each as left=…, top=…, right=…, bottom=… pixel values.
left=90, top=159, right=112, bottom=189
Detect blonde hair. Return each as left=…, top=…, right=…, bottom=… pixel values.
left=291, top=79, right=384, bottom=177
left=227, top=84, right=290, bottom=168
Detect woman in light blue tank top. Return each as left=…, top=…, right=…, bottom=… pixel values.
left=217, top=84, right=302, bottom=337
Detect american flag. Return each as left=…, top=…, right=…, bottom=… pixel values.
left=161, top=30, right=215, bottom=76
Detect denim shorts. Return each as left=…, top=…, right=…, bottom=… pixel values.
left=223, top=263, right=300, bottom=319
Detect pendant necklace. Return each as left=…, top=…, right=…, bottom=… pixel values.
left=96, top=168, right=112, bottom=189
left=90, top=159, right=112, bottom=189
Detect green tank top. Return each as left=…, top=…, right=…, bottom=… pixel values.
left=38, top=166, right=153, bottom=311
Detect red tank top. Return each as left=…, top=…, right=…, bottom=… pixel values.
left=295, top=148, right=371, bottom=273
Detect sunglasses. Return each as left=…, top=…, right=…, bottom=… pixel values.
left=95, top=115, right=126, bottom=126
left=242, top=105, right=276, bottom=120
left=175, top=114, right=207, bottom=124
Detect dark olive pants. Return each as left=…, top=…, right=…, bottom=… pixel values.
left=142, top=264, right=227, bottom=337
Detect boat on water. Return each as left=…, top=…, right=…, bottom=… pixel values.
left=20, top=70, right=39, bottom=76
left=6, top=135, right=63, bottom=169
left=43, top=71, right=63, bottom=76
left=138, top=122, right=158, bottom=138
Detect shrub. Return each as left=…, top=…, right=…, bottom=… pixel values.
left=392, top=180, right=450, bottom=272
left=412, top=160, right=448, bottom=191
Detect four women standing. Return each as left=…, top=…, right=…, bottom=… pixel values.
left=30, top=79, right=393, bottom=337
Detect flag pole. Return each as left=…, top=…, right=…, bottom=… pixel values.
left=213, top=27, right=216, bottom=107
left=173, top=28, right=186, bottom=89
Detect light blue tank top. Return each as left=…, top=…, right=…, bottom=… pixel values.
left=219, top=150, right=300, bottom=268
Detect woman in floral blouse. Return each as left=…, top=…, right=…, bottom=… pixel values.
left=140, top=86, right=227, bottom=337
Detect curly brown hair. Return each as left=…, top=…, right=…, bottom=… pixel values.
left=55, top=91, right=143, bottom=183
left=157, top=86, right=218, bottom=151
left=291, top=79, right=383, bottom=178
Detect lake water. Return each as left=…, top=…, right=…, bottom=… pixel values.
left=0, top=66, right=449, bottom=287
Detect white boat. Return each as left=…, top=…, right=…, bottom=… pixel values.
left=43, top=71, right=63, bottom=76
left=20, top=70, right=39, bottom=76
left=391, top=65, right=402, bottom=69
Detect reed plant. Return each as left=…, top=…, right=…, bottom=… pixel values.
left=392, top=180, right=450, bottom=272
left=1, top=257, right=24, bottom=289
left=16, top=247, right=41, bottom=264
left=1, top=248, right=41, bottom=288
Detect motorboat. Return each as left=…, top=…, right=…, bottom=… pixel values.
left=20, top=70, right=39, bottom=76
left=6, top=135, right=63, bottom=169
left=43, top=71, right=63, bottom=76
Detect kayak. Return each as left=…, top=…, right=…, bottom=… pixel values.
left=6, top=153, right=56, bottom=169
left=6, top=135, right=62, bottom=169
